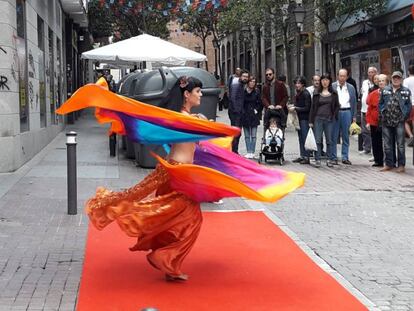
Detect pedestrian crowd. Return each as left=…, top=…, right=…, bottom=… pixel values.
left=226, top=64, right=414, bottom=173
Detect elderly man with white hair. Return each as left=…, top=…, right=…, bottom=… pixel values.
left=331, top=69, right=357, bottom=165
left=360, top=66, right=378, bottom=156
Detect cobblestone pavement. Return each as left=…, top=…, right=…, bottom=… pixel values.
left=227, top=109, right=414, bottom=311
left=0, top=108, right=413, bottom=310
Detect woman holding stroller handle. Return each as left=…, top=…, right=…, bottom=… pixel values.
left=241, top=76, right=262, bottom=159
left=289, top=76, right=312, bottom=164
left=309, top=73, right=340, bottom=168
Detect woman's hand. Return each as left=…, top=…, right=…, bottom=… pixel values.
left=366, top=123, right=370, bottom=130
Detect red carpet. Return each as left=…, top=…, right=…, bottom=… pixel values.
left=77, top=211, right=367, bottom=311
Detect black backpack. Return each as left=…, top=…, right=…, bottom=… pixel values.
left=383, top=94, right=404, bottom=127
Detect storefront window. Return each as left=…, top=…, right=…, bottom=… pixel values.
left=17, top=0, right=29, bottom=132
left=48, top=27, right=55, bottom=124
left=38, top=15, right=46, bottom=128
left=391, top=47, right=402, bottom=74
left=401, top=44, right=414, bottom=77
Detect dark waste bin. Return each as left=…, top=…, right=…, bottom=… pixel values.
left=122, top=67, right=220, bottom=168
left=125, top=137, right=136, bottom=159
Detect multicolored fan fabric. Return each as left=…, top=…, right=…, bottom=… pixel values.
left=56, top=78, right=239, bottom=144
left=57, top=78, right=305, bottom=203
left=154, top=142, right=305, bottom=203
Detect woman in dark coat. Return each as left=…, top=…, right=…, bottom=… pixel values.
left=309, top=73, right=340, bottom=168
left=241, top=76, right=262, bottom=158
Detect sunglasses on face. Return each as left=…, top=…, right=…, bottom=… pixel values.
left=266, top=73, right=273, bottom=76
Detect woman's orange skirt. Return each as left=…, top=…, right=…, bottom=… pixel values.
left=85, top=164, right=202, bottom=277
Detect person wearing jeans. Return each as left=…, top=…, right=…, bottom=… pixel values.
left=379, top=71, right=412, bottom=173
left=290, top=76, right=311, bottom=164
left=309, top=73, right=340, bottom=168
left=331, top=69, right=357, bottom=165
left=360, top=67, right=377, bottom=154
left=241, top=76, right=262, bottom=158
left=229, top=70, right=249, bottom=154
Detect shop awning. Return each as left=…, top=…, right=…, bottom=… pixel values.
left=370, top=4, right=412, bottom=27
left=329, top=0, right=412, bottom=33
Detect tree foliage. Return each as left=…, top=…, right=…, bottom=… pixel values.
left=218, top=0, right=288, bottom=34
left=88, top=0, right=170, bottom=41
left=88, top=1, right=114, bottom=39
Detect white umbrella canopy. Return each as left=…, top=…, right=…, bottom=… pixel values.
left=82, top=34, right=207, bottom=65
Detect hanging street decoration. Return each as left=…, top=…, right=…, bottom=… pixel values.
left=97, top=0, right=228, bottom=19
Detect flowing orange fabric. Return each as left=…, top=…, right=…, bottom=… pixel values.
left=86, top=163, right=202, bottom=277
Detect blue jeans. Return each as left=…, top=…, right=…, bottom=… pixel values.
left=313, top=118, right=333, bottom=161
left=382, top=122, right=405, bottom=167
left=229, top=112, right=242, bottom=153
left=243, top=126, right=258, bottom=154
left=331, top=110, right=352, bottom=161
left=297, top=119, right=310, bottom=158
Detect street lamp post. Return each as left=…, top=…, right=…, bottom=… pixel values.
left=293, top=4, right=306, bottom=76
left=212, top=38, right=220, bottom=79
left=194, top=44, right=201, bottom=68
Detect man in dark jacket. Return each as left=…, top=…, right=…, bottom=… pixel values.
left=379, top=71, right=412, bottom=173
left=262, top=68, right=288, bottom=114
left=289, top=76, right=312, bottom=164
left=229, top=69, right=249, bottom=153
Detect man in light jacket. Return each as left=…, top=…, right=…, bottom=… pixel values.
left=331, top=69, right=357, bottom=165
left=360, top=66, right=378, bottom=154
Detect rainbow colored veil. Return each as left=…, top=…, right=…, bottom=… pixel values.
left=57, top=78, right=305, bottom=203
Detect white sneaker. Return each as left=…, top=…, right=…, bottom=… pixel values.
left=368, top=157, right=375, bottom=162
left=244, top=153, right=250, bottom=158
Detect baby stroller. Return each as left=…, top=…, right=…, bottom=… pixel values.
left=258, top=108, right=286, bottom=165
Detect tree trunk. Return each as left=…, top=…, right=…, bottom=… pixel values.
left=202, top=37, right=209, bottom=71
left=327, top=42, right=336, bottom=78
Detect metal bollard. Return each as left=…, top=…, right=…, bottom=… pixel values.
left=66, top=131, right=78, bottom=215
left=109, top=133, right=116, bottom=157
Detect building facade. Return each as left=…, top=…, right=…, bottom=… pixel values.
left=217, top=0, right=322, bottom=89
left=0, top=0, right=88, bottom=172
left=216, top=0, right=414, bottom=94
left=337, top=0, right=414, bottom=92
left=168, top=21, right=216, bottom=75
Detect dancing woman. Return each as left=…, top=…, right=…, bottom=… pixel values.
left=56, top=76, right=305, bottom=282
left=84, top=77, right=205, bottom=282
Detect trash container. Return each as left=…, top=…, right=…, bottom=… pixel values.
left=124, top=67, right=221, bottom=168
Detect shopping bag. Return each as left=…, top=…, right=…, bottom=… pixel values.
left=287, top=110, right=300, bottom=130
left=349, top=122, right=361, bottom=136
left=304, top=128, right=318, bottom=151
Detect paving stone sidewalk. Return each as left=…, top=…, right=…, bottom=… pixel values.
left=1, top=108, right=413, bottom=310
left=230, top=109, right=414, bottom=311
